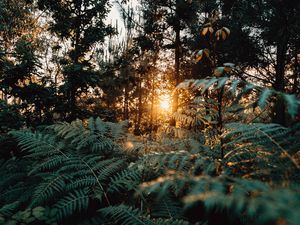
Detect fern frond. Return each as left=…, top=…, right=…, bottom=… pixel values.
left=183, top=176, right=300, bottom=225
left=0, top=201, right=19, bottom=216
left=224, top=123, right=300, bottom=173
left=97, top=159, right=126, bottom=182
left=100, top=205, right=154, bottom=225
left=151, top=193, right=183, bottom=219
left=49, top=117, right=127, bottom=154
left=29, top=155, right=68, bottom=175
left=153, top=218, right=191, bottom=225
left=54, top=189, right=89, bottom=221
left=108, top=167, right=143, bottom=192
left=10, top=130, right=67, bottom=158
left=66, top=176, right=97, bottom=191
left=31, top=174, right=68, bottom=207
left=177, top=77, right=300, bottom=118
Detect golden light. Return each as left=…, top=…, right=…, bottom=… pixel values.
left=159, top=94, right=171, bottom=111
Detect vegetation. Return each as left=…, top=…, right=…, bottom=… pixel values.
left=0, top=0, right=300, bottom=224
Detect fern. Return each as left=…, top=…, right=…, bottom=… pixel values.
left=0, top=201, right=19, bottom=217
left=30, top=174, right=68, bottom=207
left=66, top=176, right=98, bottom=191
left=151, top=193, right=183, bottom=219
left=10, top=130, right=67, bottom=158
left=49, top=117, right=127, bottom=154
left=54, top=189, right=89, bottom=221
left=223, top=122, right=300, bottom=179
left=183, top=176, right=300, bottom=225
left=153, top=218, right=191, bottom=225
left=4, top=116, right=300, bottom=225
left=100, top=205, right=154, bottom=225
left=108, top=166, right=143, bottom=192
left=177, top=77, right=300, bottom=118
left=28, top=155, right=68, bottom=175
left=97, top=159, right=127, bottom=182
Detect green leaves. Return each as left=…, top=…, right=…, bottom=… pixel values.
left=177, top=77, right=300, bottom=119
left=54, top=189, right=89, bottom=221
left=0, top=202, right=19, bottom=217
left=283, top=94, right=300, bottom=118
left=258, top=88, right=273, bottom=110
left=49, top=117, right=127, bottom=153
left=31, top=174, right=67, bottom=207
left=4, top=115, right=300, bottom=225
left=213, top=67, right=225, bottom=77
left=100, top=205, right=154, bottom=225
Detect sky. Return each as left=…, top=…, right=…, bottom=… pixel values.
left=106, top=0, right=139, bottom=37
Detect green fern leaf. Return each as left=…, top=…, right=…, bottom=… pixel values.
left=31, top=174, right=68, bottom=207
left=0, top=201, right=19, bottom=216
left=258, top=89, right=273, bottom=110
left=54, top=189, right=89, bottom=221
left=283, top=94, right=300, bottom=118
left=100, top=205, right=154, bottom=225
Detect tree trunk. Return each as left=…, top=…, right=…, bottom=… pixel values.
left=292, top=43, right=299, bottom=94
left=170, top=0, right=181, bottom=126
left=134, top=75, right=143, bottom=135
left=123, top=87, right=129, bottom=120
left=272, top=33, right=289, bottom=126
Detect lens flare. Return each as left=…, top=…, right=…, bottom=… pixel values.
left=159, top=95, right=171, bottom=111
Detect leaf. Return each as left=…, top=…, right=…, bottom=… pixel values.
left=32, top=206, right=46, bottom=219
left=244, top=83, right=255, bottom=92
left=283, top=94, right=300, bottom=118
left=214, top=67, right=225, bottom=77
left=258, top=89, right=273, bottom=110
left=201, top=27, right=208, bottom=36
left=201, top=78, right=218, bottom=94
left=223, top=63, right=235, bottom=68
left=0, top=202, right=19, bottom=216
left=100, top=205, right=153, bottom=225
left=54, top=189, right=89, bottom=221
left=217, top=77, right=229, bottom=88
left=195, top=50, right=203, bottom=63
left=230, top=80, right=240, bottom=95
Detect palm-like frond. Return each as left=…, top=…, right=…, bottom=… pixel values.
left=10, top=130, right=67, bottom=158
left=0, top=201, right=19, bottom=217
left=54, top=189, right=89, bottom=221
left=100, top=205, right=154, bottom=225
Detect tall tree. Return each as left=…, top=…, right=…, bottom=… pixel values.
left=37, top=0, right=113, bottom=120
left=141, top=0, right=200, bottom=119
left=0, top=0, right=57, bottom=126
left=221, top=0, right=300, bottom=125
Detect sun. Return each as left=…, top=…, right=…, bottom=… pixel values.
left=159, top=95, right=171, bottom=111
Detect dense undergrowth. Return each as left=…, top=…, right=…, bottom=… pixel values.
left=1, top=1, right=300, bottom=224
left=1, top=79, right=300, bottom=225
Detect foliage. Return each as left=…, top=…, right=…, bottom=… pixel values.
left=0, top=113, right=299, bottom=224
left=1, top=0, right=300, bottom=225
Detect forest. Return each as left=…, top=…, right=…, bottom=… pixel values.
left=0, top=0, right=300, bottom=224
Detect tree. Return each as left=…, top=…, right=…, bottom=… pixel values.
left=37, top=0, right=114, bottom=120
left=0, top=0, right=57, bottom=126
left=141, top=0, right=201, bottom=120
left=220, top=0, right=300, bottom=125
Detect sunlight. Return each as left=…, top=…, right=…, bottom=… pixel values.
left=159, top=95, right=171, bottom=111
